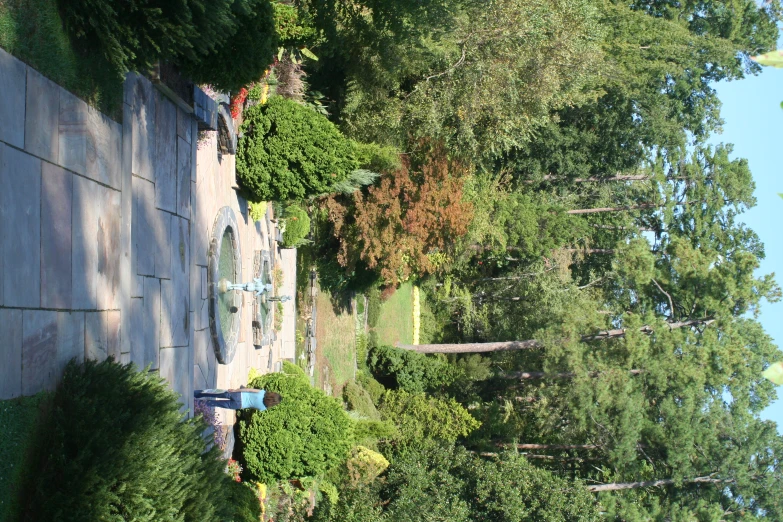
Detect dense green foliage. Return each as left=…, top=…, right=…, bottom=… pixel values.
left=282, top=204, right=311, bottom=248
left=313, top=443, right=600, bottom=522
left=237, top=97, right=358, bottom=201
left=179, top=0, right=277, bottom=91
left=379, top=390, right=480, bottom=444
left=241, top=372, right=353, bottom=482
left=15, top=359, right=251, bottom=521
left=368, top=345, right=456, bottom=392
left=342, top=381, right=380, bottom=420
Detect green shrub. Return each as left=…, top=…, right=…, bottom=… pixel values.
left=241, top=372, right=353, bottom=482
left=355, top=332, right=369, bottom=370
left=357, top=372, right=386, bottom=405
left=282, top=359, right=308, bottom=380
left=366, top=287, right=382, bottom=328
left=225, top=481, right=263, bottom=522
left=379, top=390, right=480, bottom=444
left=351, top=141, right=402, bottom=173
left=237, top=97, right=359, bottom=201
left=352, top=418, right=397, bottom=445
left=343, top=381, right=379, bottom=419
left=180, top=0, right=277, bottom=92
left=368, top=345, right=457, bottom=393
left=282, top=205, right=311, bottom=247
left=248, top=200, right=268, bottom=222
left=17, top=359, right=251, bottom=521
left=273, top=1, right=318, bottom=47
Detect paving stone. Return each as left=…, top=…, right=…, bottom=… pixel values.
left=107, top=310, right=121, bottom=361
left=129, top=297, right=145, bottom=368
left=85, top=311, right=108, bottom=362
left=0, top=47, right=26, bottom=148
left=194, top=363, right=207, bottom=393
left=132, top=275, right=144, bottom=298
left=120, top=98, right=133, bottom=358
left=120, top=352, right=131, bottom=365
left=87, top=108, right=122, bottom=190
left=160, top=346, right=191, bottom=413
left=155, top=93, right=177, bottom=212
left=96, top=187, right=121, bottom=310
left=177, top=137, right=191, bottom=219
left=41, top=162, right=72, bottom=309
left=177, top=108, right=192, bottom=144
left=194, top=328, right=215, bottom=388
left=0, top=148, right=4, bottom=305
left=72, top=175, right=100, bottom=309
left=25, top=68, right=59, bottom=163
left=191, top=120, right=198, bottom=183
left=132, top=176, right=156, bottom=276
left=131, top=75, right=155, bottom=181
left=1, top=145, right=41, bottom=308
left=22, top=310, right=58, bottom=395
left=58, top=89, right=89, bottom=175
left=161, top=216, right=189, bottom=347
left=154, top=209, right=172, bottom=280
left=144, top=277, right=161, bottom=367
left=201, top=267, right=208, bottom=299
left=196, top=296, right=209, bottom=331
left=0, top=309, right=23, bottom=399
left=56, top=312, right=84, bottom=376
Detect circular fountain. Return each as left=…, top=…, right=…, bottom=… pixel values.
left=208, top=207, right=242, bottom=364
left=252, top=251, right=274, bottom=347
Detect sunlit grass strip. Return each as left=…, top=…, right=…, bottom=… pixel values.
left=412, top=285, right=421, bottom=345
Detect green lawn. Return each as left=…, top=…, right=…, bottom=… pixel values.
left=372, top=282, right=414, bottom=346
left=0, top=394, right=48, bottom=522
left=314, top=289, right=356, bottom=396
left=0, top=0, right=124, bottom=119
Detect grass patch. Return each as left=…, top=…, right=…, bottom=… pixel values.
left=0, top=0, right=124, bottom=119
left=0, top=393, right=50, bottom=522
left=372, top=282, right=414, bottom=346
left=314, top=288, right=356, bottom=396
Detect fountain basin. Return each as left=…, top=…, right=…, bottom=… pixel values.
left=208, top=207, right=242, bottom=364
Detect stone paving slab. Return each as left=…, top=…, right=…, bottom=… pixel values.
left=160, top=346, right=191, bottom=413
left=1, top=145, right=41, bottom=309
left=154, top=209, right=172, bottom=280
left=56, top=312, right=85, bottom=376
left=25, top=67, right=60, bottom=164
left=41, top=162, right=73, bottom=309
left=155, top=93, right=177, bottom=213
left=0, top=47, right=26, bottom=149
left=177, top=137, right=191, bottom=219
left=85, top=311, right=109, bottom=362
left=130, top=74, right=155, bottom=181
left=107, top=310, right=121, bottom=360
left=132, top=176, right=156, bottom=276
left=0, top=309, right=23, bottom=399
left=58, top=89, right=90, bottom=175
left=177, top=108, right=192, bottom=144
left=87, top=108, right=122, bottom=190
left=22, top=310, right=58, bottom=394
left=72, top=175, right=101, bottom=309
left=162, top=216, right=190, bottom=347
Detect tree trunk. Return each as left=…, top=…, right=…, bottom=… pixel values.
left=501, top=369, right=643, bottom=380
left=397, top=319, right=712, bottom=353
left=500, top=443, right=601, bottom=450
left=567, top=203, right=659, bottom=214
left=529, top=174, right=652, bottom=183
left=561, top=248, right=616, bottom=254
left=586, top=475, right=730, bottom=492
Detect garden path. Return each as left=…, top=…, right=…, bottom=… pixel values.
left=0, top=48, right=296, bottom=426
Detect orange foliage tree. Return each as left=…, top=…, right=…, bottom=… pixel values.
left=324, top=144, right=474, bottom=284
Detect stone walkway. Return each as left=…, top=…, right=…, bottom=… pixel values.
left=0, top=47, right=297, bottom=420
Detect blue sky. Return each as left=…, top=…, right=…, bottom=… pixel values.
left=711, top=65, right=783, bottom=431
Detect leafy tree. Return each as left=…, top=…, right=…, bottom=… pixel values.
left=368, top=345, right=457, bottom=392
left=281, top=204, right=311, bottom=248
left=324, top=143, right=473, bottom=284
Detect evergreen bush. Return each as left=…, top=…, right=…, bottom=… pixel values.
left=282, top=205, right=311, bottom=247
left=18, top=359, right=253, bottom=521
left=240, top=372, right=353, bottom=482
left=236, top=97, right=359, bottom=201
left=343, top=381, right=380, bottom=419
left=58, top=0, right=238, bottom=76
left=368, top=345, right=457, bottom=392
left=179, top=0, right=277, bottom=92
left=357, top=372, right=386, bottom=404
left=379, top=390, right=480, bottom=444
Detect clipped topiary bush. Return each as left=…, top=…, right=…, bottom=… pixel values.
left=240, top=372, right=353, bottom=482
left=237, top=97, right=359, bottom=201
left=379, top=390, right=480, bottom=444
left=343, top=381, right=380, bottom=419
left=179, top=0, right=277, bottom=92
left=18, top=359, right=252, bottom=521
left=282, top=204, right=311, bottom=247
left=357, top=372, right=386, bottom=405
left=346, top=446, right=389, bottom=486
left=368, top=345, right=457, bottom=393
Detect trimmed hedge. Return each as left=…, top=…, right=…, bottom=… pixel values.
left=16, top=359, right=253, bottom=521
left=240, top=372, right=352, bottom=482
left=368, top=345, right=457, bottom=393
left=282, top=204, right=311, bottom=247
left=237, top=97, right=359, bottom=201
